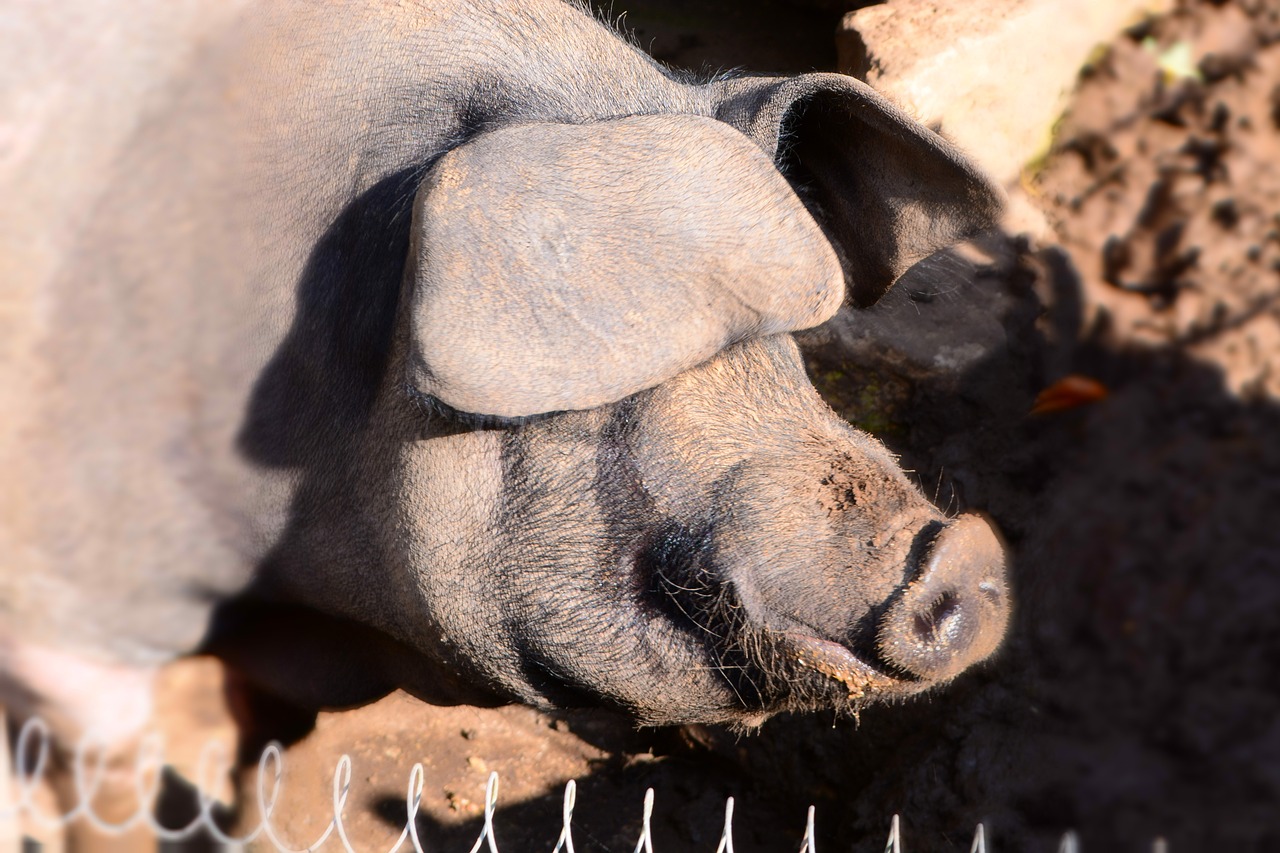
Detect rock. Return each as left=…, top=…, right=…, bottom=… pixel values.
left=798, top=234, right=1044, bottom=440
left=838, top=0, right=1173, bottom=191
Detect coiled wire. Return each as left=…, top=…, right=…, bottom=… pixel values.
left=0, top=713, right=1161, bottom=852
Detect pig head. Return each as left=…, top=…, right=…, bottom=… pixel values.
left=1, top=0, right=1009, bottom=750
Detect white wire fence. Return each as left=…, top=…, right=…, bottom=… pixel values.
left=0, top=713, right=1169, bottom=853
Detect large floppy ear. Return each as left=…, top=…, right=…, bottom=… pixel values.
left=714, top=72, right=1004, bottom=307
left=406, top=115, right=844, bottom=419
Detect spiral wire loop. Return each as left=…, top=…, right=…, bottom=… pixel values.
left=970, top=823, right=987, bottom=853
left=884, top=813, right=902, bottom=853
left=551, top=780, right=576, bottom=853
left=797, top=806, right=815, bottom=853
left=713, top=797, right=735, bottom=853
left=630, top=787, right=654, bottom=853
left=0, top=713, right=1163, bottom=851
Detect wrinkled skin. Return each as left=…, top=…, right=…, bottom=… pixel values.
left=0, top=0, right=1008, bottom=789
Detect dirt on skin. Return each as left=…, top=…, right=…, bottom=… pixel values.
left=45, top=1, right=1280, bottom=851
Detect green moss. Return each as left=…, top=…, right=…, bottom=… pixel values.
left=806, top=360, right=910, bottom=439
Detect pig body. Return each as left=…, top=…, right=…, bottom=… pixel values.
left=0, top=0, right=1008, bottom=763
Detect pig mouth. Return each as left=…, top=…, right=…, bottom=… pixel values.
left=773, top=630, right=919, bottom=704
left=636, top=569, right=914, bottom=711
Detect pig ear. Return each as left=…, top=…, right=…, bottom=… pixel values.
left=714, top=72, right=1005, bottom=307
left=405, top=115, right=845, bottom=419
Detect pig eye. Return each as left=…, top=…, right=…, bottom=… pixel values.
left=404, top=385, right=537, bottom=434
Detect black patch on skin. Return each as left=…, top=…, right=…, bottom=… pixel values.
left=591, top=395, right=690, bottom=618
left=635, top=520, right=769, bottom=710
left=593, top=397, right=654, bottom=534
left=490, top=415, right=648, bottom=710
left=588, top=398, right=771, bottom=710
left=507, top=630, right=615, bottom=710
left=636, top=518, right=719, bottom=630
left=496, top=426, right=539, bottom=531
left=446, top=75, right=538, bottom=140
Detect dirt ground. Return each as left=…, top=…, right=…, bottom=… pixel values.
left=33, top=1, right=1279, bottom=850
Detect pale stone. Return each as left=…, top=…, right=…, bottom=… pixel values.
left=838, top=0, right=1173, bottom=195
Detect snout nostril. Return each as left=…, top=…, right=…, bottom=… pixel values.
left=912, top=592, right=961, bottom=644
left=875, top=514, right=1011, bottom=682
left=977, top=581, right=1004, bottom=607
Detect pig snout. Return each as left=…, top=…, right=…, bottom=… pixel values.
left=877, top=514, right=1009, bottom=682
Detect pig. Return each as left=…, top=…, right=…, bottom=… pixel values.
left=0, top=0, right=1009, bottom=824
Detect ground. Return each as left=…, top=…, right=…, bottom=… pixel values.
left=31, top=1, right=1280, bottom=850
